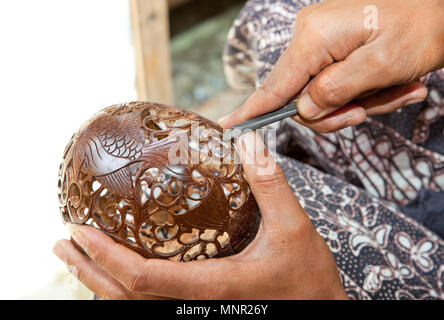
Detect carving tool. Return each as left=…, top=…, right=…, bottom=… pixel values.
left=222, top=100, right=298, bottom=141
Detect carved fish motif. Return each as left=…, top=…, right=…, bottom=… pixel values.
left=70, top=107, right=179, bottom=199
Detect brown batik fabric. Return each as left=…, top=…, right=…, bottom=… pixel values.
left=224, top=0, right=444, bottom=299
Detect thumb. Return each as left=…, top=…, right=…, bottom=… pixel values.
left=236, top=131, right=307, bottom=228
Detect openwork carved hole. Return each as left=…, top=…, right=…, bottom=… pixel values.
left=230, top=191, right=246, bottom=210
left=120, top=211, right=136, bottom=243
left=217, top=232, right=230, bottom=249
left=180, top=228, right=200, bottom=244
left=149, top=210, right=175, bottom=226
left=144, top=119, right=162, bottom=131
left=155, top=224, right=179, bottom=241
left=139, top=221, right=156, bottom=249
left=183, top=243, right=203, bottom=262
left=205, top=243, right=218, bottom=257
left=153, top=239, right=184, bottom=257
left=92, top=188, right=123, bottom=232
left=200, top=229, right=217, bottom=241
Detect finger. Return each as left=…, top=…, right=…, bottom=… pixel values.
left=217, top=18, right=344, bottom=130
left=218, top=48, right=315, bottom=128
left=291, top=103, right=367, bottom=133
left=292, top=82, right=426, bottom=132
left=298, top=45, right=403, bottom=120
left=235, top=131, right=309, bottom=229
left=357, top=81, right=427, bottom=115
left=67, top=224, right=231, bottom=299
left=52, top=239, right=164, bottom=300
left=218, top=4, right=370, bottom=129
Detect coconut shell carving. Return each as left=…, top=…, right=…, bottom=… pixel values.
left=57, top=102, right=260, bottom=261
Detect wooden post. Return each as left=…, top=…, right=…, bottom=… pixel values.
left=130, top=0, right=174, bottom=104
left=167, top=0, right=191, bottom=9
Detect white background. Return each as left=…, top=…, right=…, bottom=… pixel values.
left=0, top=0, right=137, bottom=298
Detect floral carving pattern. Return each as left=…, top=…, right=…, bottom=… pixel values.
left=58, top=102, right=260, bottom=261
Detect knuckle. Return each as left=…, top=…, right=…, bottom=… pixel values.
left=125, top=269, right=147, bottom=292
left=100, top=285, right=130, bottom=300
left=342, top=113, right=358, bottom=128
left=371, top=50, right=389, bottom=67
left=298, top=10, right=321, bottom=34
left=298, top=6, right=315, bottom=23
left=286, top=215, right=314, bottom=242
left=258, top=73, right=274, bottom=93
left=251, top=165, right=286, bottom=195
left=313, top=73, right=347, bottom=107
left=297, top=5, right=311, bottom=18
left=295, top=4, right=327, bottom=44
left=66, top=263, right=83, bottom=282
left=72, top=266, right=83, bottom=282
left=87, top=246, right=105, bottom=266
left=258, top=75, right=287, bottom=105
left=369, top=50, right=396, bottom=74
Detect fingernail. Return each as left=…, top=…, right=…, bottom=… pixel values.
left=52, top=242, right=65, bottom=259
left=65, top=223, right=81, bottom=235
left=403, top=97, right=425, bottom=106
left=217, top=113, right=231, bottom=126
left=236, top=131, right=275, bottom=176
left=236, top=131, right=259, bottom=162
left=297, top=94, right=322, bottom=119
left=65, top=223, right=86, bottom=248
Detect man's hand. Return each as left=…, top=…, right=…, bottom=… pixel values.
left=53, top=132, right=347, bottom=300
left=219, top=0, right=444, bottom=132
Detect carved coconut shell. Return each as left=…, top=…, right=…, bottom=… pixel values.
left=57, top=102, right=260, bottom=261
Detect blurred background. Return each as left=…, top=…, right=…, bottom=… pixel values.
left=0, top=0, right=249, bottom=299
